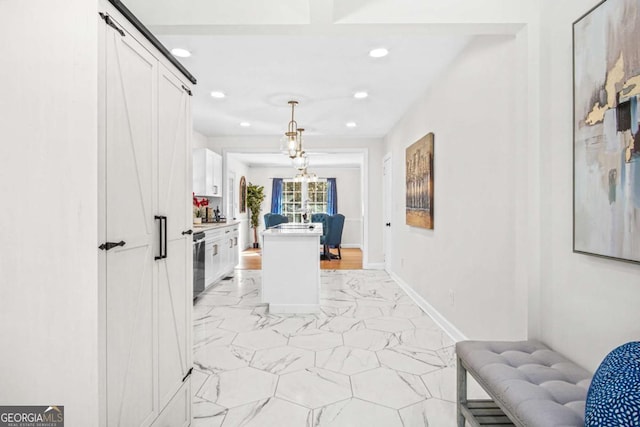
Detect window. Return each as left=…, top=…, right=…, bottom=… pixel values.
left=282, top=179, right=328, bottom=222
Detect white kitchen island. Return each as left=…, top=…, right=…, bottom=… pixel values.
left=261, top=223, right=323, bottom=314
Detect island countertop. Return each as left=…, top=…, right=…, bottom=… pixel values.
left=192, top=220, right=240, bottom=232
left=261, top=222, right=323, bottom=237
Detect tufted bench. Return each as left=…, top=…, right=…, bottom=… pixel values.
left=456, top=340, right=592, bottom=427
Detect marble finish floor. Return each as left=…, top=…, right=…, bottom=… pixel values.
left=192, top=270, right=459, bottom=427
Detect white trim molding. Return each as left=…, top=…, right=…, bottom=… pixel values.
left=364, top=263, right=385, bottom=270
left=389, top=271, right=468, bottom=343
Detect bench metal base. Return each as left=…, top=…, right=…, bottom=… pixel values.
left=457, top=355, right=522, bottom=427
left=459, top=400, right=515, bottom=426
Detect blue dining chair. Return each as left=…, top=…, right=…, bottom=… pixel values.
left=325, top=214, right=345, bottom=259
left=311, top=213, right=330, bottom=259
left=264, top=213, right=289, bottom=228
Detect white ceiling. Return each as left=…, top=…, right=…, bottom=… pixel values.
left=157, top=34, right=470, bottom=138
left=124, top=0, right=474, bottom=166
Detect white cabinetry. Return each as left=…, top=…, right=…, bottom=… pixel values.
left=202, top=223, right=240, bottom=288
left=204, top=232, right=223, bottom=286
left=193, top=148, right=222, bottom=197
left=99, top=6, right=191, bottom=427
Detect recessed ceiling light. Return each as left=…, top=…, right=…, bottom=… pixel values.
left=170, top=48, right=191, bottom=58
left=346, top=122, right=357, bottom=128
left=210, top=91, right=226, bottom=98
left=240, top=122, right=251, bottom=127
left=369, top=48, right=389, bottom=58
left=354, top=91, right=368, bottom=99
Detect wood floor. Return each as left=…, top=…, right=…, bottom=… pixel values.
left=237, top=247, right=363, bottom=270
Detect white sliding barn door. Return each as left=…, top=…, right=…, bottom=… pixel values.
left=157, top=64, right=192, bottom=418
left=104, top=24, right=158, bottom=427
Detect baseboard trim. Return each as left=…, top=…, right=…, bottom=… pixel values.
left=363, top=263, right=385, bottom=270
left=389, top=271, right=468, bottom=343
left=341, top=244, right=361, bottom=249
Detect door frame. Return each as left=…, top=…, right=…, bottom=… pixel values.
left=383, top=153, right=392, bottom=272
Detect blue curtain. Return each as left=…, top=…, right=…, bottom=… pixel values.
left=327, top=178, right=338, bottom=215
left=271, top=178, right=283, bottom=214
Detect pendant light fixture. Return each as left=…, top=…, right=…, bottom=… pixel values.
left=280, top=100, right=301, bottom=159
left=291, top=128, right=309, bottom=170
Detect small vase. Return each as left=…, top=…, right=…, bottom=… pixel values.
left=194, top=217, right=202, bottom=224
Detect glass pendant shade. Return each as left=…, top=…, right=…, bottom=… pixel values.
left=292, top=154, right=309, bottom=170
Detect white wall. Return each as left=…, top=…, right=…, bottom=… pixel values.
left=0, top=0, right=99, bottom=425
left=537, top=0, right=640, bottom=371
left=384, top=36, right=528, bottom=340
left=246, top=166, right=363, bottom=248
left=225, top=155, right=251, bottom=249
left=192, top=129, right=209, bottom=149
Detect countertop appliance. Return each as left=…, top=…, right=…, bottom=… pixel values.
left=193, top=231, right=206, bottom=299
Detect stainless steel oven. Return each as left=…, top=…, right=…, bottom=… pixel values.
left=193, top=232, right=206, bottom=299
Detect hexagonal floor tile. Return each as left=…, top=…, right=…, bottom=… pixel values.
left=399, top=398, right=456, bottom=426
left=316, top=316, right=365, bottom=333
left=397, top=328, right=454, bottom=351
left=364, top=316, right=415, bottom=333
left=381, top=304, right=426, bottom=319
left=193, top=344, right=254, bottom=372
left=343, top=328, right=399, bottom=351
left=269, top=316, right=317, bottom=338
left=316, top=346, right=379, bottom=375
left=222, top=397, right=311, bottom=427
left=218, top=314, right=272, bottom=333
left=377, top=346, right=445, bottom=375
left=421, top=366, right=457, bottom=402
left=314, top=398, right=403, bottom=427
left=193, top=303, right=215, bottom=320
left=197, top=367, right=277, bottom=408
left=276, top=368, right=351, bottom=409
left=351, top=367, right=429, bottom=409
left=251, top=345, right=315, bottom=375
left=288, top=329, right=342, bottom=351
left=341, top=305, right=384, bottom=320
left=436, top=345, right=457, bottom=367
left=233, top=328, right=287, bottom=350
left=410, top=314, right=440, bottom=330
left=193, top=324, right=236, bottom=350
left=196, top=294, right=241, bottom=306
left=320, top=301, right=357, bottom=317
left=208, top=306, right=254, bottom=319
left=191, top=399, right=226, bottom=427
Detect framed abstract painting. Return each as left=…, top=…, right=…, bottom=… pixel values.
left=406, top=133, right=434, bottom=229
left=573, top=0, right=640, bottom=263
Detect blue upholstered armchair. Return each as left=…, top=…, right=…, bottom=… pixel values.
left=311, top=213, right=330, bottom=258
left=264, top=213, right=289, bottom=228
left=311, top=213, right=329, bottom=243
left=325, top=214, right=345, bottom=259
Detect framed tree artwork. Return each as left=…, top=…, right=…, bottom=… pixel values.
left=573, top=0, right=640, bottom=263
left=239, top=176, right=247, bottom=213
left=406, top=133, right=434, bottom=229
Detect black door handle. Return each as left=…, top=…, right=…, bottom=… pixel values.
left=162, top=216, right=168, bottom=259
left=99, top=240, right=126, bottom=251
left=155, top=216, right=163, bottom=260
left=386, top=222, right=391, bottom=227
left=182, top=230, right=193, bottom=235
left=155, top=216, right=168, bottom=260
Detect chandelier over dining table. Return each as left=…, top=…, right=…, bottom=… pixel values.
left=281, top=100, right=309, bottom=171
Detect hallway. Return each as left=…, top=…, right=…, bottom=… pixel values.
left=192, top=270, right=458, bottom=426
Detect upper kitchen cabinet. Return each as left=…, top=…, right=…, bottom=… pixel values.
left=193, top=148, right=222, bottom=197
